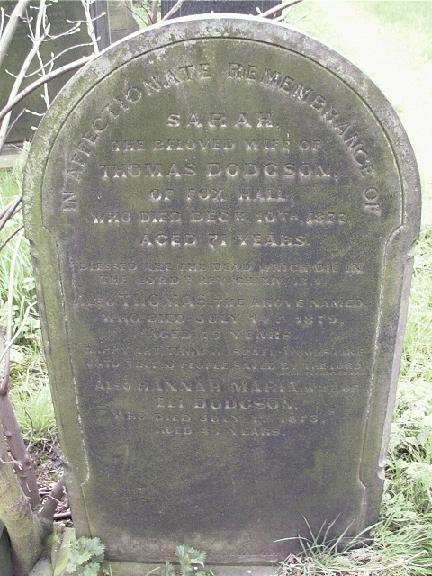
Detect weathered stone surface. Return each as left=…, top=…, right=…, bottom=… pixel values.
left=23, top=15, right=420, bottom=569
left=161, top=1, right=280, bottom=17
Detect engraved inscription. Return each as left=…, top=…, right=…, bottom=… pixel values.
left=32, top=27, right=412, bottom=561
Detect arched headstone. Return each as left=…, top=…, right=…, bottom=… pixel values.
left=23, top=15, right=420, bottom=575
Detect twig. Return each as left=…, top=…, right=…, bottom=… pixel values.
left=39, top=476, right=66, bottom=521
left=259, top=0, right=304, bottom=19
left=0, top=225, right=23, bottom=253
left=162, top=0, right=184, bottom=21
left=1, top=231, right=22, bottom=397
left=0, top=53, right=94, bottom=126
left=0, top=390, right=41, bottom=508
left=54, top=511, right=72, bottom=521
left=0, top=456, right=24, bottom=466
left=31, top=2, right=51, bottom=110
left=81, top=0, right=100, bottom=55
left=24, top=41, right=95, bottom=78
left=0, top=232, right=40, bottom=509
left=0, top=196, right=22, bottom=232
left=0, top=7, right=5, bottom=38
left=5, top=109, right=28, bottom=139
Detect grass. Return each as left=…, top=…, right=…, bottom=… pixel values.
left=0, top=166, right=54, bottom=451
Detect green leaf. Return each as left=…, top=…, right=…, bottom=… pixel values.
left=69, top=537, right=105, bottom=568
left=176, top=545, right=206, bottom=566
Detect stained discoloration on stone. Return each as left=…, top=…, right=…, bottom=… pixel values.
left=23, top=15, right=420, bottom=568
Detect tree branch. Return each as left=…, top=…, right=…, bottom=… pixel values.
left=81, top=0, right=100, bottom=55
left=0, top=234, right=41, bottom=510
left=162, top=0, right=184, bottom=21
left=5, top=109, right=30, bottom=140
left=0, top=0, right=47, bottom=150
left=0, top=416, right=44, bottom=576
left=0, top=224, right=23, bottom=253
left=53, top=511, right=72, bottom=521
left=0, top=0, right=31, bottom=71
left=24, top=41, right=94, bottom=79
left=1, top=232, right=22, bottom=398
left=0, top=53, right=94, bottom=127
left=0, top=7, right=5, bottom=38
left=0, top=196, right=22, bottom=233
left=259, top=0, right=305, bottom=19
left=149, top=0, right=159, bottom=24
left=39, top=476, right=66, bottom=522
left=0, top=393, right=41, bottom=509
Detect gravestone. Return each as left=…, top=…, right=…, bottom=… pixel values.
left=0, top=0, right=136, bottom=144
left=161, top=1, right=280, bottom=17
left=93, top=0, right=138, bottom=49
left=23, top=14, right=420, bottom=575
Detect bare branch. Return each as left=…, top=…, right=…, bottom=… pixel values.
left=162, top=0, right=184, bottom=21
left=5, top=109, right=28, bottom=139
left=0, top=392, right=41, bottom=509
left=16, top=36, right=91, bottom=80
left=39, top=476, right=66, bottom=522
left=0, top=0, right=31, bottom=71
left=54, top=511, right=72, bottom=521
left=149, top=0, right=159, bottom=25
left=81, top=0, right=100, bottom=55
left=0, top=239, right=41, bottom=510
left=1, top=232, right=23, bottom=398
left=28, top=41, right=95, bottom=79
left=0, top=52, right=95, bottom=127
left=0, top=0, right=48, bottom=150
left=0, top=413, right=43, bottom=575
left=259, top=0, right=305, bottom=19
left=0, top=196, right=22, bottom=232
left=32, top=4, right=51, bottom=110
left=0, top=7, right=5, bottom=38
left=0, top=224, right=23, bottom=253
left=45, top=22, right=81, bottom=42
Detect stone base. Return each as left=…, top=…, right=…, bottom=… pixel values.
left=103, top=563, right=279, bottom=576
